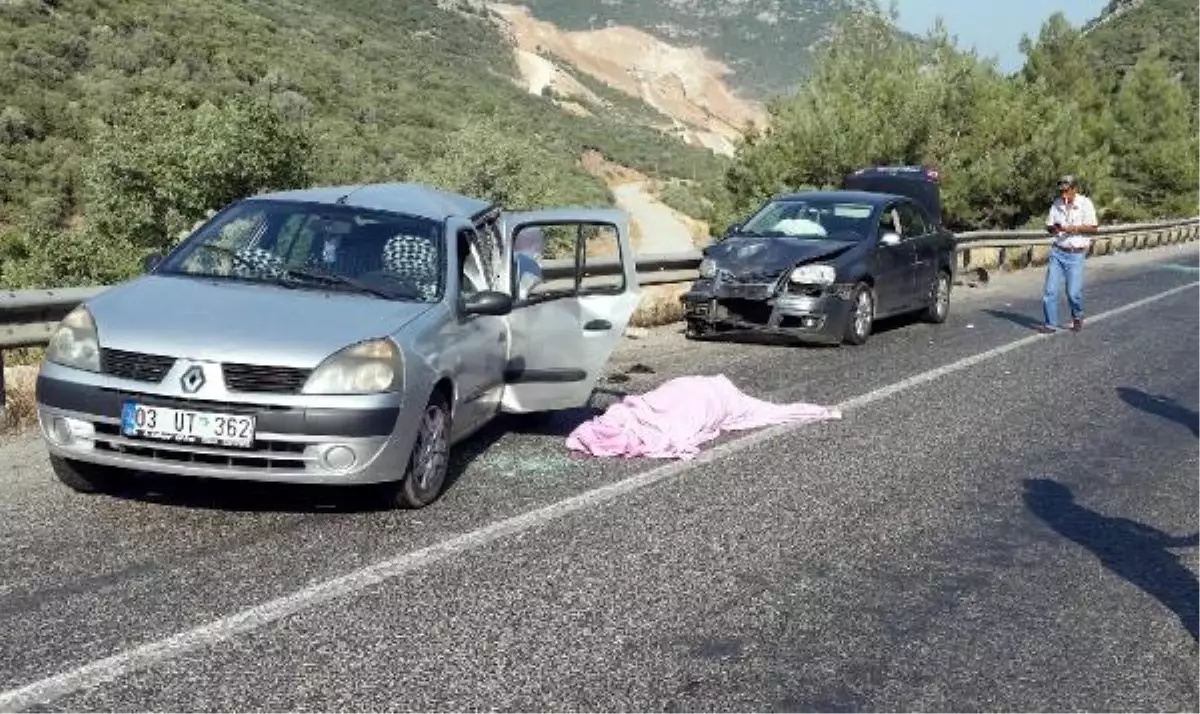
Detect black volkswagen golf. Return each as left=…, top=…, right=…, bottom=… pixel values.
left=681, top=165, right=957, bottom=346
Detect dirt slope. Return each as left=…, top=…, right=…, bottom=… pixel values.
left=487, top=2, right=768, bottom=156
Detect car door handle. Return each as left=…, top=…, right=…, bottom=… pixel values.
left=583, top=319, right=612, bottom=331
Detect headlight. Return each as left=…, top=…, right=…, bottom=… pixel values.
left=45, top=306, right=101, bottom=372
left=302, top=338, right=404, bottom=395
left=789, top=264, right=837, bottom=286
left=698, top=258, right=716, bottom=278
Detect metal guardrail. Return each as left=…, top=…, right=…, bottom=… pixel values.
left=2, top=216, right=1198, bottom=408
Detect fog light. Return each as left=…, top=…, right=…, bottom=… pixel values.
left=47, top=416, right=94, bottom=447
left=50, top=417, right=72, bottom=446
left=321, top=444, right=357, bottom=471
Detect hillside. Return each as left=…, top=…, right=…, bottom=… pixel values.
left=0, top=0, right=729, bottom=269
left=487, top=2, right=769, bottom=157
left=496, top=0, right=878, bottom=99
left=1083, top=0, right=1199, bottom=101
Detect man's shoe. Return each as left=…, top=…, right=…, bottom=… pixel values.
left=1071, top=318, right=1084, bottom=332
left=1034, top=324, right=1056, bottom=334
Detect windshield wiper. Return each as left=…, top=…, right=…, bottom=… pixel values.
left=179, top=244, right=413, bottom=299
left=280, top=265, right=413, bottom=300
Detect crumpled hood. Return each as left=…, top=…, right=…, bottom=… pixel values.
left=704, top=236, right=858, bottom=278
left=84, top=275, right=434, bottom=367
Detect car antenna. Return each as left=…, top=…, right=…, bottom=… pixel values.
left=334, top=184, right=366, bottom=205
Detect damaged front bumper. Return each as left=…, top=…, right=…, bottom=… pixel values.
left=680, top=277, right=856, bottom=344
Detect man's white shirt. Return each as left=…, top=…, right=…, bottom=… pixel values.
left=1046, top=194, right=1097, bottom=250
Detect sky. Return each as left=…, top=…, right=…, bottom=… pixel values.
left=891, top=0, right=1110, bottom=72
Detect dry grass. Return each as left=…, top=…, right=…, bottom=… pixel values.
left=2, top=365, right=38, bottom=435
left=630, top=283, right=689, bottom=328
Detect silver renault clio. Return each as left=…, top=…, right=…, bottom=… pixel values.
left=35, top=183, right=640, bottom=508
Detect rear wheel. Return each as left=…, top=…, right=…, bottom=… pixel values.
left=49, top=455, right=121, bottom=494
left=386, top=392, right=452, bottom=509
left=843, top=283, right=875, bottom=345
left=922, top=270, right=951, bottom=323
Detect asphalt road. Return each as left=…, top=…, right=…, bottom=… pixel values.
left=0, top=244, right=1197, bottom=712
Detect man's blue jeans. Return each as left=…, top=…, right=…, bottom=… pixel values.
left=1042, top=246, right=1085, bottom=327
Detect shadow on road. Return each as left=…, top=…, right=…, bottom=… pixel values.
left=982, top=308, right=1042, bottom=330
left=1023, top=478, right=1199, bottom=641
left=1117, top=387, right=1200, bottom=437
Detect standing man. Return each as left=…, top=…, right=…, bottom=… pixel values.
left=1038, top=174, right=1098, bottom=333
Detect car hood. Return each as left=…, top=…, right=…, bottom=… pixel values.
left=704, top=236, right=858, bottom=278
left=84, top=275, right=435, bottom=367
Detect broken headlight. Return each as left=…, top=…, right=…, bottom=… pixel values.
left=789, top=264, right=837, bottom=285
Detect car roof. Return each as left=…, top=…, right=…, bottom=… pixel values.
left=848, top=164, right=940, bottom=181
left=251, top=182, right=495, bottom=221
left=772, top=189, right=906, bottom=206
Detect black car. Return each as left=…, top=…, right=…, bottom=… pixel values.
left=681, top=166, right=957, bottom=346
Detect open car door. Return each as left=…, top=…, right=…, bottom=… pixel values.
left=498, top=207, right=641, bottom=413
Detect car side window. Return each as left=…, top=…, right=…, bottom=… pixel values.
left=511, top=222, right=624, bottom=301
left=896, top=203, right=929, bottom=238
left=878, top=206, right=902, bottom=238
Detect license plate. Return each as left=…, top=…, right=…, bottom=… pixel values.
left=121, top=401, right=256, bottom=449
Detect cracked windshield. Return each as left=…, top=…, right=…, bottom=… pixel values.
left=740, top=198, right=876, bottom=240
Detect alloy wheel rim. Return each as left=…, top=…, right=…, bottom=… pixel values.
left=936, top=276, right=949, bottom=316
left=414, top=405, right=448, bottom=492
left=855, top=291, right=873, bottom=337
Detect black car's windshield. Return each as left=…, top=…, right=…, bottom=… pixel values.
left=158, top=199, right=445, bottom=302
left=739, top=198, right=876, bottom=242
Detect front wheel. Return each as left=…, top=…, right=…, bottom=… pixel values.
left=842, top=283, right=875, bottom=345
left=49, top=455, right=122, bottom=494
left=385, top=393, right=452, bottom=509
left=922, top=270, right=951, bottom=324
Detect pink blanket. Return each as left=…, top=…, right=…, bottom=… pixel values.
left=565, top=374, right=842, bottom=460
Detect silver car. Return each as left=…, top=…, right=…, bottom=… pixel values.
left=34, top=183, right=641, bottom=508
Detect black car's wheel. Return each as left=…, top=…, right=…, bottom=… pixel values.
left=922, top=270, right=951, bottom=324
left=684, top=318, right=711, bottom=340
left=387, top=392, right=453, bottom=510
left=843, top=283, right=875, bottom=345
left=49, top=455, right=121, bottom=494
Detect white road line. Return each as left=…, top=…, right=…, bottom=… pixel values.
left=0, top=280, right=1196, bottom=712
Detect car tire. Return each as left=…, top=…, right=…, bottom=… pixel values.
left=922, top=270, right=951, bottom=324
left=388, top=392, right=453, bottom=510
left=684, top=318, right=710, bottom=340
left=842, top=283, right=875, bottom=346
left=49, top=455, right=120, bottom=494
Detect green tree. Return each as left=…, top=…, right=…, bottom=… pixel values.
left=82, top=95, right=312, bottom=252
left=1109, top=51, right=1199, bottom=217
left=410, top=117, right=609, bottom=210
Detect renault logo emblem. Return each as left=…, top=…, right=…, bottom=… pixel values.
left=180, top=365, right=206, bottom=394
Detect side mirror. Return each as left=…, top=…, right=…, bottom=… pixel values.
left=880, top=232, right=902, bottom=247
left=724, top=222, right=742, bottom=237
left=463, top=290, right=513, bottom=317
left=143, top=253, right=164, bottom=272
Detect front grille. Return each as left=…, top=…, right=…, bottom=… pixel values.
left=100, top=348, right=176, bottom=383
left=719, top=298, right=773, bottom=325
left=718, top=269, right=784, bottom=284
left=93, top=423, right=309, bottom=470
left=222, top=363, right=312, bottom=394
